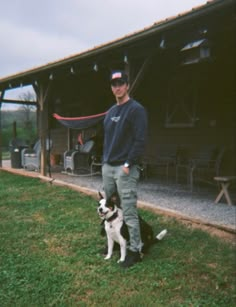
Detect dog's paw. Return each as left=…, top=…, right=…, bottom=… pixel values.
left=104, top=255, right=111, bottom=260
left=117, top=258, right=125, bottom=263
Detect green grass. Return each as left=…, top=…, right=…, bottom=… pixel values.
left=0, top=170, right=235, bottom=306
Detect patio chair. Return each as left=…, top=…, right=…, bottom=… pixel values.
left=64, top=139, right=95, bottom=174
left=21, top=138, right=53, bottom=171
left=143, top=144, right=178, bottom=180
left=176, top=145, right=225, bottom=191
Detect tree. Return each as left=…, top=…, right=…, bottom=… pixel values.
left=18, top=92, right=37, bottom=126
left=16, top=91, right=37, bottom=144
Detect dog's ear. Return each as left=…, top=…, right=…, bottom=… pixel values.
left=106, top=195, right=116, bottom=209
left=98, top=191, right=104, bottom=200
left=110, top=192, right=121, bottom=208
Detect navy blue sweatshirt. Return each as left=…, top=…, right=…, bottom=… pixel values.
left=103, top=99, right=147, bottom=166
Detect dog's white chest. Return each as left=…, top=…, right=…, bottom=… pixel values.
left=105, top=219, right=123, bottom=242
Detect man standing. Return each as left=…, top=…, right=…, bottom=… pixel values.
left=102, top=70, right=148, bottom=268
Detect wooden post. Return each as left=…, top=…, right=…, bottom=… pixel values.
left=0, top=90, right=5, bottom=168
left=67, top=128, right=72, bottom=150
left=13, top=121, right=17, bottom=138
left=0, top=102, right=2, bottom=167
left=34, top=82, right=50, bottom=177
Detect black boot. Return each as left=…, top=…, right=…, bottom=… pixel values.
left=120, top=250, right=142, bottom=269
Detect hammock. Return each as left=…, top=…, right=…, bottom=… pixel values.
left=53, top=112, right=107, bottom=130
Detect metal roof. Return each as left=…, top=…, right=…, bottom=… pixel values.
left=0, top=0, right=232, bottom=90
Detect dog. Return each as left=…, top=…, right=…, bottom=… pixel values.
left=97, top=192, right=127, bottom=263
left=97, top=192, right=167, bottom=263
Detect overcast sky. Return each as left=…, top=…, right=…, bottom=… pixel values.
left=0, top=0, right=208, bottom=80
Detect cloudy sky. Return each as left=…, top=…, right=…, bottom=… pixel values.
left=0, top=0, right=207, bottom=80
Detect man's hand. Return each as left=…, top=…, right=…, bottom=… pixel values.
left=122, top=166, right=130, bottom=175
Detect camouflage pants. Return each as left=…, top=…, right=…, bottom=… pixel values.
left=102, top=163, right=142, bottom=252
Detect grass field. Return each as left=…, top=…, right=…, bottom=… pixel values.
left=0, top=170, right=235, bottom=306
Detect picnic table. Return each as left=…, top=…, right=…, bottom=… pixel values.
left=214, top=176, right=236, bottom=205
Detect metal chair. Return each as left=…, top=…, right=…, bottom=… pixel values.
left=64, top=140, right=95, bottom=174
left=21, top=138, right=52, bottom=171
left=143, top=144, right=178, bottom=180
left=176, top=146, right=225, bottom=191
left=90, top=155, right=103, bottom=176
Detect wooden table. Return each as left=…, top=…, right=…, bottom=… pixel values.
left=214, top=176, right=236, bottom=205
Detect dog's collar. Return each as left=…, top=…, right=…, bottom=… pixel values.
left=106, top=210, right=118, bottom=222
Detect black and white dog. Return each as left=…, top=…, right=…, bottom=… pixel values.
left=97, top=192, right=167, bottom=263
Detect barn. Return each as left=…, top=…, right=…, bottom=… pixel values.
left=0, top=0, right=235, bottom=191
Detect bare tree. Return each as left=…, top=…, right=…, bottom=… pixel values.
left=18, top=92, right=36, bottom=123
left=17, top=91, right=37, bottom=143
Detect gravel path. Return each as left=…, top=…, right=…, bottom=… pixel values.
left=53, top=172, right=236, bottom=231
left=2, top=161, right=235, bottom=232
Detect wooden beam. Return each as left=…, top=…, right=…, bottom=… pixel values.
left=129, top=55, right=152, bottom=96
left=0, top=98, right=37, bottom=105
